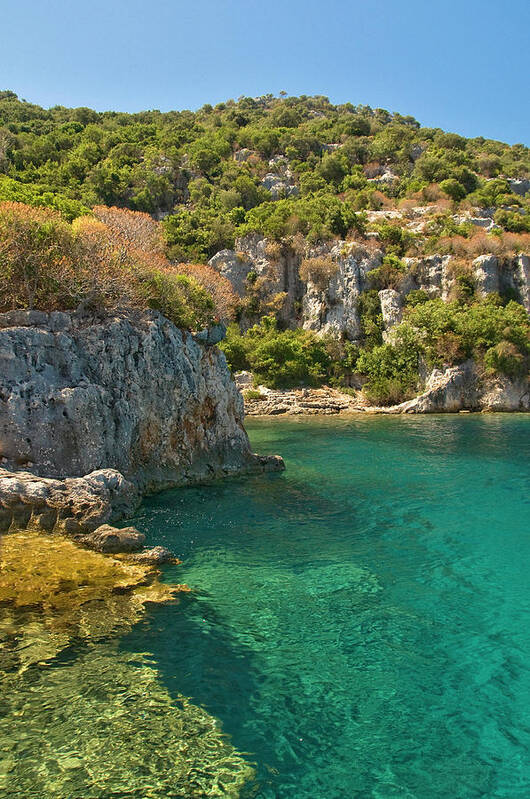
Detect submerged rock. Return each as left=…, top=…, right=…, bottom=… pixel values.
left=0, top=530, right=253, bottom=798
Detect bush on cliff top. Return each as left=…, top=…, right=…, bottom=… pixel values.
left=0, top=202, right=223, bottom=328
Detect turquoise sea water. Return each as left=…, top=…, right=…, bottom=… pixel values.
left=124, top=414, right=530, bottom=799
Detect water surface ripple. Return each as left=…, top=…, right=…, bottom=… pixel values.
left=126, top=414, right=530, bottom=798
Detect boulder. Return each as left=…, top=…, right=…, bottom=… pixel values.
left=129, top=546, right=179, bottom=565
left=0, top=468, right=139, bottom=534
left=79, top=524, right=145, bottom=553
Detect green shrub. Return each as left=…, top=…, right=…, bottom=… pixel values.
left=405, top=289, right=430, bottom=306
left=357, top=289, right=383, bottom=346
left=367, top=254, right=407, bottom=290
left=440, top=178, right=467, bottom=202
left=243, top=388, right=264, bottom=400
left=220, top=315, right=330, bottom=388
left=357, top=323, right=420, bottom=405
left=484, top=341, right=527, bottom=377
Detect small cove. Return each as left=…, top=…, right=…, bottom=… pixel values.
left=2, top=414, right=530, bottom=798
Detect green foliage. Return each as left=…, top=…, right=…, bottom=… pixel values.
left=357, top=289, right=383, bottom=346
left=484, top=341, right=526, bottom=377
left=373, top=222, right=415, bottom=256
left=494, top=209, right=530, bottom=233
left=353, top=297, right=529, bottom=404
left=367, top=254, right=407, bottom=290
left=220, top=316, right=331, bottom=388
left=405, top=289, right=430, bottom=306
left=0, top=90, right=527, bottom=264
left=440, top=178, right=467, bottom=202
left=357, top=323, right=420, bottom=405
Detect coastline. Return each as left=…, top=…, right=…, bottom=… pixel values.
left=242, top=371, right=530, bottom=416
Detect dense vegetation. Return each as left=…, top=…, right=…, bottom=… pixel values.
left=0, top=90, right=528, bottom=404
left=221, top=298, right=529, bottom=398
left=0, top=202, right=235, bottom=328
left=1, top=90, right=528, bottom=261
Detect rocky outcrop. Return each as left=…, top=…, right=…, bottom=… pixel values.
left=241, top=366, right=529, bottom=416
left=0, top=309, right=284, bottom=533
left=0, top=468, right=138, bottom=535
left=302, top=242, right=382, bottom=340
left=0, top=309, right=283, bottom=488
left=379, top=289, right=403, bottom=339
left=380, top=361, right=529, bottom=414
left=514, top=255, right=530, bottom=313
left=244, top=386, right=361, bottom=416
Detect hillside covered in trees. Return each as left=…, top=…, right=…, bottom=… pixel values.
left=0, top=90, right=528, bottom=406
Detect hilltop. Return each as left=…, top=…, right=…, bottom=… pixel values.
left=0, top=91, right=528, bottom=409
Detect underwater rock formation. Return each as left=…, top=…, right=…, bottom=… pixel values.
left=0, top=531, right=253, bottom=798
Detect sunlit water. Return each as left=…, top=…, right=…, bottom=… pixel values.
left=122, top=414, right=530, bottom=799
left=2, top=414, right=530, bottom=798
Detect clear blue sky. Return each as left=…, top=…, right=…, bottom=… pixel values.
left=1, top=0, right=528, bottom=144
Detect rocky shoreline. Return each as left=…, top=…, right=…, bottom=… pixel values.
left=0, top=309, right=283, bottom=540
left=241, top=361, right=529, bottom=416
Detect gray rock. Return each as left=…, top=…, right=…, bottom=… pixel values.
left=0, top=310, right=49, bottom=328
left=260, top=173, right=299, bottom=199
left=0, top=310, right=261, bottom=490
left=234, top=371, right=253, bottom=389
left=379, top=289, right=403, bottom=339
left=129, top=546, right=178, bottom=565
left=192, top=323, right=227, bottom=346
left=208, top=250, right=254, bottom=297
left=0, top=468, right=139, bottom=534
left=473, top=254, right=500, bottom=296
left=383, top=361, right=529, bottom=413
left=302, top=242, right=383, bottom=340
left=234, top=148, right=256, bottom=162
left=507, top=178, right=530, bottom=197
left=79, top=524, right=145, bottom=553
left=513, top=254, right=530, bottom=312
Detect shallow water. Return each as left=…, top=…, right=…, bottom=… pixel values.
left=2, top=414, right=530, bottom=798
left=122, top=414, right=530, bottom=798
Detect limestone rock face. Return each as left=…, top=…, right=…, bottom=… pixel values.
left=473, top=254, right=500, bottom=297
left=0, top=468, right=139, bottom=534
left=401, top=255, right=453, bottom=299
left=390, top=361, right=529, bottom=414
left=514, top=255, right=530, bottom=313
left=379, top=289, right=403, bottom=339
left=0, top=309, right=282, bottom=491
left=208, top=249, right=254, bottom=297
left=301, top=242, right=382, bottom=340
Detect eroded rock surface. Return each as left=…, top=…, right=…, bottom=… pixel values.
left=0, top=309, right=284, bottom=532
left=0, top=468, right=138, bottom=534
left=0, top=309, right=283, bottom=488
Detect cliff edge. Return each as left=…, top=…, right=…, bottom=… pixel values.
left=0, top=309, right=283, bottom=533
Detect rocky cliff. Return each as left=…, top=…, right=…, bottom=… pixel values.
left=210, top=234, right=529, bottom=342
left=0, top=309, right=283, bottom=533
left=211, top=226, right=529, bottom=413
